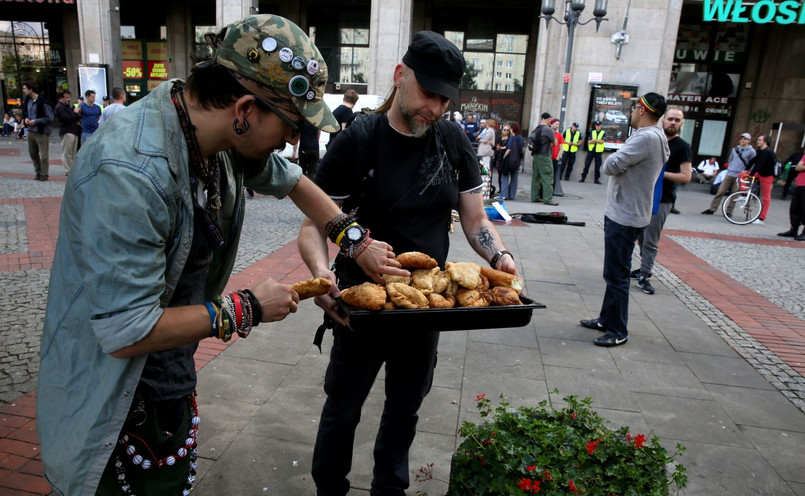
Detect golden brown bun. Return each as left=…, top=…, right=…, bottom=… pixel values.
left=427, top=293, right=456, bottom=308
left=340, top=282, right=387, bottom=311
left=386, top=282, right=429, bottom=309
left=432, top=270, right=450, bottom=294
left=455, top=288, right=489, bottom=307
left=480, top=266, right=524, bottom=291
left=412, top=267, right=440, bottom=295
left=291, top=278, right=333, bottom=300
left=382, top=274, right=412, bottom=285
left=445, top=262, right=482, bottom=289
left=489, top=286, right=522, bottom=306
left=396, top=251, right=438, bottom=269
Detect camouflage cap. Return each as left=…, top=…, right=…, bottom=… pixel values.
left=211, top=14, right=338, bottom=133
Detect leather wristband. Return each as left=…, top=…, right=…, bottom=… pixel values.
left=490, top=250, right=512, bottom=269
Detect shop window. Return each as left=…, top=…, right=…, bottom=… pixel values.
left=0, top=20, right=63, bottom=102
left=338, top=27, right=369, bottom=84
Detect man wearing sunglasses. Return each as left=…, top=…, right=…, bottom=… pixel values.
left=580, top=93, right=669, bottom=347
left=37, top=15, right=375, bottom=496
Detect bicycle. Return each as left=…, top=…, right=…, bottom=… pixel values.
left=722, top=172, right=762, bottom=225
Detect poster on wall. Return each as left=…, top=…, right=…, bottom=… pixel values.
left=587, top=84, right=638, bottom=151
left=77, top=65, right=108, bottom=101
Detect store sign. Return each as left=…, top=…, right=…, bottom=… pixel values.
left=460, top=96, right=489, bottom=114
left=122, top=41, right=143, bottom=60
left=123, top=60, right=144, bottom=79
left=703, top=0, right=805, bottom=24
left=148, top=61, right=168, bottom=79
left=588, top=85, right=637, bottom=151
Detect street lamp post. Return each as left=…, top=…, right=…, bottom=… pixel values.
left=540, top=0, right=608, bottom=129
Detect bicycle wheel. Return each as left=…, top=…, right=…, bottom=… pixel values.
left=722, top=191, right=762, bottom=225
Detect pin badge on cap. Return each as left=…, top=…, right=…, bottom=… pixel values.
left=278, top=47, right=294, bottom=63
left=261, top=37, right=278, bottom=53
left=247, top=48, right=260, bottom=62
left=305, top=90, right=315, bottom=101
left=307, top=60, right=319, bottom=76
left=288, top=75, right=310, bottom=97
left=291, top=56, right=306, bottom=71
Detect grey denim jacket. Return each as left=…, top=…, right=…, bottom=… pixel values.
left=37, top=79, right=301, bottom=495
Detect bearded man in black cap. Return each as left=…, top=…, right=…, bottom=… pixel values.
left=299, top=31, right=519, bottom=496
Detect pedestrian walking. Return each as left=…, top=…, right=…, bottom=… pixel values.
left=22, top=81, right=54, bottom=181
left=53, top=90, right=81, bottom=175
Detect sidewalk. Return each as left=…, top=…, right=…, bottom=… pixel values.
left=0, top=138, right=804, bottom=495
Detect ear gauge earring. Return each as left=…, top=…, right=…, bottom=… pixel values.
left=233, top=118, right=250, bottom=135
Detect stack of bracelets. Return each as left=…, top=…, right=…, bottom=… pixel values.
left=203, top=289, right=263, bottom=342
left=324, top=212, right=373, bottom=259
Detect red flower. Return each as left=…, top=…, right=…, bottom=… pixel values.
left=531, top=480, right=541, bottom=492
left=526, top=465, right=536, bottom=472
left=626, top=432, right=632, bottom=443
left=476, top=393, right=487, bottom=402
left=568, top=479, right=577, bottom=492
left=634, top=434, right=646, bottom=449
left=543, top=469, right=553, bottom=481
left=572, top=412, right=577, bottom=419
left=586, top=438, right=600, bottom=455
left=518, top=478, right=531, bottom=490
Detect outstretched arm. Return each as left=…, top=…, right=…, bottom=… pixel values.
left=457, top=188, right=518, bottom=275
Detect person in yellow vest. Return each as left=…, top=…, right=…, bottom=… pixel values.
left=560, top=122, right=582, bottom=180
left=580, top=120, right=606, bottom=184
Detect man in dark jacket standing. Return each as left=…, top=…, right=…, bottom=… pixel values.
left=22, top=81, right=54, bottom=181
left=54, top=90, right=81, bottom=176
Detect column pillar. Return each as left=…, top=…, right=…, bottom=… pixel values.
left=62, top=7, right=82, bottom=96
left=217, top=0, right=259, bottom=27
left=166, top=0, right=193, bottom=80
left=367, top=0, right=413, bottom=96
left=75, top=0, right=122, bottom=93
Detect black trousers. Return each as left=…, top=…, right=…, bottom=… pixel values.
left=312, top=325, right=439, bottom=496
left=582, top=151, right=603, bottom=181
left=790, top=186, right=805, bottom=227
left=561, top=151, right=577, bottom=180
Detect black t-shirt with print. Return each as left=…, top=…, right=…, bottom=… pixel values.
left=315, top=113, right=482, bottom=286
left=661, top=136, right=692, bottom=203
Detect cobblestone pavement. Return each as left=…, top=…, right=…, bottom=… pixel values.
left=0, top=174, right=305, bottom=405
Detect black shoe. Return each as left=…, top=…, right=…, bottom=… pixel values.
left=594, top=180, right=602, bottom=185
left=670, top=208, right=681, bottom=214
left=778, top=229, right=798, bottom=237
left=796, top=234, right=805, bottom=241
left=35, top=173, right=40, bottom=180
left=594, top=332, right=628, bottom=347
left=701, top=209, right=715, bottom=215
left=580, top=318, right=606, bottom=331
left=578, top=178, right=585, bottom=183
left=637, top=276, right=655, bottom=295
left=629, top=269, right=641, bottom=280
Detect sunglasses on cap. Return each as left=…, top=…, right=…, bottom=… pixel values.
left=250, top=93, right=304, bottom=139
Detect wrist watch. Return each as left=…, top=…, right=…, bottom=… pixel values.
left=341, top=224, right=368, bottom=247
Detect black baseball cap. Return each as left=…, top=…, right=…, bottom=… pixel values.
left=593, top=120, right=602, bottom=125
left=541, top=112, right=552, bottom=120
left=402, top=31, right=464, bottom=103
left=572, top=122, right=579, bottom=127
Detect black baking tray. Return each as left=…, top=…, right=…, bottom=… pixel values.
left=338, top=296, right=546, bottom=332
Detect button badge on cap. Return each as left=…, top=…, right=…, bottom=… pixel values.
left=278, top=47, right=294, bottom=63
left=291, top=56, right=306, bottom=71
left=288, top=75, right=310, bottom=97
left=305, top=90, right=315, bottom=101
left=261, top=37, right=278, bottom=53
left=247, top=48, right=260, bottom=62
left=306, top=60, right=319, bottom=76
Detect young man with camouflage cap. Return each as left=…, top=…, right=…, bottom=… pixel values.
left=37, top=14, right=375, bottom=495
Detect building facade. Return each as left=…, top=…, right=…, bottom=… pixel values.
left=1, top=0, right=803, bottom=163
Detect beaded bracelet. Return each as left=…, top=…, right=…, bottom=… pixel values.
left=346, top=235, right=374, bottom=260
left=324, top=212, right=352, bottom=242
left=242, top=289, right=262, bottom=323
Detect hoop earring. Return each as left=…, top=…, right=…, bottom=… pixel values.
left=233, top=118, right=249, bottom=135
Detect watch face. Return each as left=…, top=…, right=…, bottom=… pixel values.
left=346, top=226, right=363, bottom=241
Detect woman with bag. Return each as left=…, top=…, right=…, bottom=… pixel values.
left=499, top=122, right=524, bottom=200
left=493, top=125, right=510, bottom=197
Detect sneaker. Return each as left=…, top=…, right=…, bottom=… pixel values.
left=579, top=318, right=606, bottom=331
left=543, top=199, right=559, bottom=206
left=795, top=233, right=805, bottom=241
left=594, top=332, right=628, bottom=347
left=629, top=269, right=641, bottom=280
left=594, top=180, right=602, bottom=185
left=751, top=219, right=764, bottom=225
left=637, top=276, right=655, bottom=295
left=778, top=229, right=798, bottom=237
left=700, top=209, right=714, bottom=215
left=670, top=208, right=681, bottom=214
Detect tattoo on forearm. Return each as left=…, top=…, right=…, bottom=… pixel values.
left=474, top=227, right=496, bottom=255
